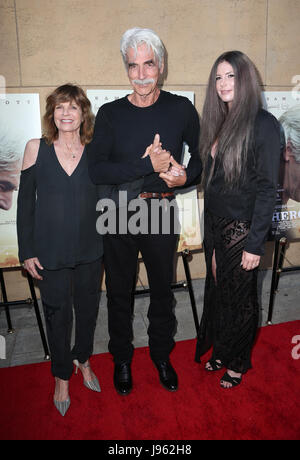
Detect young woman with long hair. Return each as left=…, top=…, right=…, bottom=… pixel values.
left=195, top=51, right=282, bottom=388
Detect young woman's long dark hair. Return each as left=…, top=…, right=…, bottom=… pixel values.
left=201, top=51, right=262, bottom=189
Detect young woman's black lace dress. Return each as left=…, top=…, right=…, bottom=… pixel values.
left=195, top=210, right=259, bottom=374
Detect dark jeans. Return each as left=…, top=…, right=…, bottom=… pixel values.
left=38, top=258, right=102, bottom=380
left=103, top=198, right=179, bottom=364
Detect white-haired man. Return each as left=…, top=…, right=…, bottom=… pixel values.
left=0, top=139, right=22, bottom=211
left=88, top=27, right=201, bottom=395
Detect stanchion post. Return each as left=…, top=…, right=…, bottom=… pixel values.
left=274, top=237, right=287, bottom=291
left=267, top=239, right=281, bottom=325
left=0, top=268, right=15, bottom=334
left=26, top=271, right=50, bottom=360
left=181, top=250, right=200, bottom=333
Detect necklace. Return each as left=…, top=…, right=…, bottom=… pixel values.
left=65, top=142, right=77, bottom=159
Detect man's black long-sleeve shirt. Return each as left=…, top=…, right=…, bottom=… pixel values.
left=87, top=90, right=201, bottom=194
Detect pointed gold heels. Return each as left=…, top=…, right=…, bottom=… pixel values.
left=73, top=359, right=101, bottom=393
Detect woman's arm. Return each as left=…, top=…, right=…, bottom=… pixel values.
left=244, top=111, right=281, bottom=258
left=22, top=138, right=40, bottom=170
left=17, top=139, right=44, bottom=279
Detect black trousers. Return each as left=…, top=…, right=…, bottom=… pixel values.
left=103, top=198, right=179, bottom=364
left=38, top=258, right=102, bottom=380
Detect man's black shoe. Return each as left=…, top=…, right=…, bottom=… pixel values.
left=154, top=360, right=178, bottom=392
left=113, top=362, right=132, bottom=395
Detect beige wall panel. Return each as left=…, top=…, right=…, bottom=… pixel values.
left=156, top=0, right=268, bottom=85
left=16, top=0, right=122, bottom=86
left=0, top=0, right=20, bottom=86
left=17, top=0, right=152, bottom=86
left=267, top=0, right=300, bottom=86
left=16, top=0, right=267, bottom=87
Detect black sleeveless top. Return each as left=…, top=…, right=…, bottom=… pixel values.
left=17, top=138, right=103, bottom=269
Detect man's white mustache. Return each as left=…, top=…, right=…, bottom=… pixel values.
left=132, top=79, right=155, bottom=85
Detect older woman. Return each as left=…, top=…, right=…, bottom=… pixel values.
left=17, top=84, right=103, bottom=416
left=194, top=51, right=281, bottom=388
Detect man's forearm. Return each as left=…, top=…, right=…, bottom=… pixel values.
left=88, top=155, right=154, bottom=185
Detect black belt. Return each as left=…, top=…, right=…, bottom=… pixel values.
left=138, top=192, right=175, bottom=199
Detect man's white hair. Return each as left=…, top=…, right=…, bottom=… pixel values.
left=0, top=135, right=22, bottom=171
left=279, top=105, right=300, bottom=163
left=120, top=27, right=165, bottom=70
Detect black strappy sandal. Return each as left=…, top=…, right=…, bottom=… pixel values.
left=205, top=359, right=224, bottom=372
left=220, top=371, right=242, bottom=388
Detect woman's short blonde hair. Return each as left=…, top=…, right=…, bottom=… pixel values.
left=43, top=84, right=94, bottom=145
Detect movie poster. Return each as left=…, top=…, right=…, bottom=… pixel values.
left=87, top=89, right=203, bottom=251
left=263, top=92, right=300, bottom=240
left=0, top=94, right=41, bottom=267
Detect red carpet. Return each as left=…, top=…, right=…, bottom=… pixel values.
left=0, top=320, right=299, bottom=440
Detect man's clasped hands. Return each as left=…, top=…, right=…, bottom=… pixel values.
left=143, top=133, right=187, bottom=187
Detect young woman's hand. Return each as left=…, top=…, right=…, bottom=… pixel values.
left=241, top=251, right=260, bottom=271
